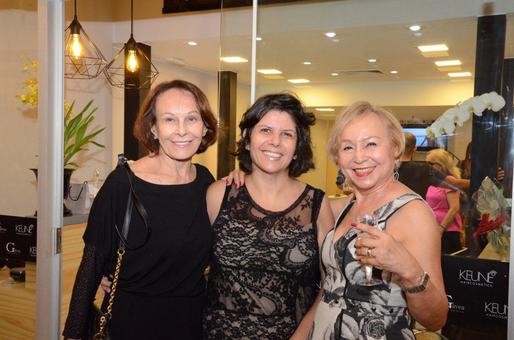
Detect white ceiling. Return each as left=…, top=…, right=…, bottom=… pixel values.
left=125, top=0, right=514, bottom=86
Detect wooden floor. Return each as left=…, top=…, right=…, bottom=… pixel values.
left=0, top=222, right=92, bottom=340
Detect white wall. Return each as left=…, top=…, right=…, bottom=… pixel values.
left=0, top=11, right=113, bottom=216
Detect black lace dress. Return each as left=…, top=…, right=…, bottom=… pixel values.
left=203, top=183, right=324, bottom=339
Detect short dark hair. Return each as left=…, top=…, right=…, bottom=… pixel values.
left=235, top=93, right=315, bottom=177
left=133, top=80, right=217, bottom=154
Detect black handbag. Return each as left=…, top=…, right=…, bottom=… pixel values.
left=90, top=155, right=150, bottom=340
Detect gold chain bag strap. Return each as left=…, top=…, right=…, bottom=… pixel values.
left=93, top=155, right=150, bottom=340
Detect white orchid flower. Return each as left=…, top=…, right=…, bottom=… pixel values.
left=459, top=97, right=478, bottom=117
left=439, top=115, right=456, bottom=134
left=490, top=92, right=506, bottom=112
left=472, top=96, right=487, bottom=116
left=480, top=91, right=506, bottom=112
left=429, top=120, right=444, bottom=138
left=454, top=106, right=470, bottom=126
left=442, top=107, right=458, bottom=121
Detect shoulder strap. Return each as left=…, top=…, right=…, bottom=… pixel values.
left=376, top=193, right=422, bottom=227
left=335, top=199, right=355, bottom=227
left=310, top=188, right=325, bottom=225
left=114, top=154, right=151, bottom=251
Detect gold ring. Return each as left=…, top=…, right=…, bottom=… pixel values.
left=367, top=247, right=373, bottom=257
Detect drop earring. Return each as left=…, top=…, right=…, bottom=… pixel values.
left=336, top=169, right=345, bottom=186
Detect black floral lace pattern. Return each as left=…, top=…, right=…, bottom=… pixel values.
left=204, top=184, right=323, bottom=339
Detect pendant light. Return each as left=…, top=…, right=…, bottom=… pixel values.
left=64, top=0, right=107, bottom=79
left=104, top=0, right=159, bottom=89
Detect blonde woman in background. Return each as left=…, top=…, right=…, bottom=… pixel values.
left=426, top=149, right=464, bottom=254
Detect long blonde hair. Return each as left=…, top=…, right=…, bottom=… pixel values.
left=426, top=148, right=461, bottom=178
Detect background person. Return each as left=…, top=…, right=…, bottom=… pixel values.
left=310, top=102, right=448, bottom=339
left=64, top=80, right=219, bottom=340
left=398, top=132, right=469, bottom=198
left=203, top=93, right=334, bottom=339
left=426, top=148, right=464, bottom=254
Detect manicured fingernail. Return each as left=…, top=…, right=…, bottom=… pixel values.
left=351, top=222, right=357, bottom=227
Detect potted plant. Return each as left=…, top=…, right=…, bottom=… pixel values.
left=19, top=59, right=105, bottom=216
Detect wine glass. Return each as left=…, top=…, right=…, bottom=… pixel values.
left=355, top=213, right=382, bottom=286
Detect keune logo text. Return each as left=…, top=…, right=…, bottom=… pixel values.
left=30, top=246, right=37, bottom=257
left=484, top=302, right=508, bottom=319
left=0, top=222, right=6, bottom=233
left=458, top=269, right=497, bottom=287
left=15, top=223, right=34, bottom=236
left=447, top=295, right=465, bottom=313
left=6, top=242, right=21, bottom=255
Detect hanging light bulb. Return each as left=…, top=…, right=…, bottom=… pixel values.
left=64, top=0, right=106, bottom=79
left=104, top=0, right=159, bottom=88
left=125, top=37, right=139, bottom=73
left=70, top=32, right=82, bottom=59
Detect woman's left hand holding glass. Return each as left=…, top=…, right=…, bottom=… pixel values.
left=353, top=222, right=422, bottom=281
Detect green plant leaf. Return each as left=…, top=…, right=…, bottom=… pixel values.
left=63, top=99, right=105, bottom=167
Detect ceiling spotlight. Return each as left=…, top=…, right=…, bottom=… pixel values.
left=257, top=69, right=282, bottom=75
left=417, top=44, right=448, bottom=52
left=325, top=32, right=336, bottom=38
left=220, top=56, right=248, bottom=63
left=288, top=79, right=310, bottom=84
left=303, top=61, right=312, bottom=65
left=448, top=72, right=472, bottom=78
left=368, top=58, right=377, bottom=63
left=409, top=25, right=422, bottom=32
left=390, top=70, right=399, bottom=74
left=315, top=108, right=335, bottom=112
left=331, top=73, right=339, bottom=76
left=187, top=41, right=197, bottom=46
left=435, top=60, right=462, bottom=67
left=256, top=36, right=262, bottom=41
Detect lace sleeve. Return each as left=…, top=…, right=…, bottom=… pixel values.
left=63, top=244, right=105, bottom=339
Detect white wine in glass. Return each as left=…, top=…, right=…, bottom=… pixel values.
left=355, top=213, right=382, bottom=286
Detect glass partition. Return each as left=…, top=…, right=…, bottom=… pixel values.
left=218, top=4, right=253, bottom=177
left=253, top=1, right=513, bottom=339
left=0, top=3, right=39, bottom=339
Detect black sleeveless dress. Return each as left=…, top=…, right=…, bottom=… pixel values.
left=310, top=193, right=422, bottom=340
left=204, top=183, right=324, bottom=339
left=63, top=164, right=214, bottom=340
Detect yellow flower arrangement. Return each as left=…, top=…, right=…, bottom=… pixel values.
left=18, top=60, right=39, bottom=107
left=18, top=59, right=105, bottom=168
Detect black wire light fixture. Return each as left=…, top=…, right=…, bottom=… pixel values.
left=64, top=0, right=107, bottom=79
left=104, top=0, right=159, bottom=89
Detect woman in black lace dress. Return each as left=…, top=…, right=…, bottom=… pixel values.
left=63, top=80, right=219, bottom=340
left=204, top=93, right=334, bottom=339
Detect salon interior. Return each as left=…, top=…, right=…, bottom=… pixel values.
left=0, top=0, right=513, bottom=339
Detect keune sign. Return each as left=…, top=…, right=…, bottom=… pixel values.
left=0, top=215, right=37, bottom=262
left=442, top=255, right=508, bottom=339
